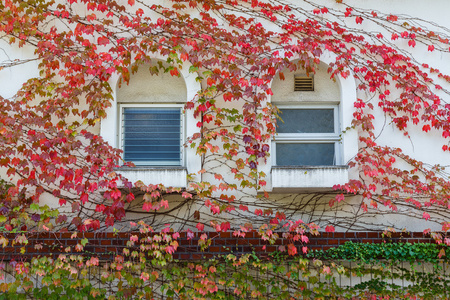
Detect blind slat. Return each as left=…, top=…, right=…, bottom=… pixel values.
left=122, top=107, right=182, bottom=165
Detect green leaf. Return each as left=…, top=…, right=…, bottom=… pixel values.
left=80, top=238, right=88, bottom=246
left=30, top=203, right=40, bottom=211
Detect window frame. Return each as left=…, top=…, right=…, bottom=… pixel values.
left=118, top=103, right=185, bottom=167
left=272, top=104, right=341, bottom=166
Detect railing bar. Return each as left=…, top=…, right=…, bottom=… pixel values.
left=402, top=261, right=404, bottom=288
left=349, top=260, right=352, bottom=288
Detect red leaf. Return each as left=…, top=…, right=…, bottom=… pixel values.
left=387, top=14, right=398, bottom=21
left=443, top=130, right=450, bottom=138
left=126, top=193, right=135, bottom=202
left=97, top=36, right=109, bottom=46
left=344, top=7, right=352, bottom=17
left=287, top=244, right=297, bottom=256
left=80, top=193, right=89, bottom=205
left=95, top=204, right=106, bottom=212
left=105, top=216, right=114, bottom=227
left=325, top=225, right=335, bottom=233
left=223, top=92, right=233, bottom=101
left=220, top=222, right=230, bottom=232
left=142, top=202, right=152, bottom=212
left=169, top=68, right=179, bottom=77
left=239, top=204, right=248, bottom=212
left=180, top=52, right=189, bottom=61
left=196, top=223, right=204, bottom=231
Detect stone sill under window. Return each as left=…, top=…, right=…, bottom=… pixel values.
left=271, top=165, right=349, bottom=191
left=116, top=166, right=187, bottom=188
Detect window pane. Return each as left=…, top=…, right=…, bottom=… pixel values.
left=123, top=108, right=181, bottom=165
left=276, top=143, right=335, bottom=166
left=278, top=109, right=334, bottom=133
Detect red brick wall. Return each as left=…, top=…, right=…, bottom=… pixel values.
left=0, top=231, right=434, bottom=261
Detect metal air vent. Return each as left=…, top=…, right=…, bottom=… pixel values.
left=294, top=76, right=314, bottom=91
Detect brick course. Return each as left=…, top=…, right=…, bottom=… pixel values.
left=0, top=231, right=435, bottom=261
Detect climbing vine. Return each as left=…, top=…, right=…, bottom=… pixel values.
left=0, top=0, right=450, bottom=298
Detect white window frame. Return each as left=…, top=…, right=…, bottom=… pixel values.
left=118, top=103, right=185, bottom=167
left=272, top=104, right=341, bottom=166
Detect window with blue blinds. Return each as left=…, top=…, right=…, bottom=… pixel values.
left=121, top=107, right=182, bottom=166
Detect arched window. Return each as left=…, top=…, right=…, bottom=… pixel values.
left=117, top=66, right=187, bottom=167
left=101, top=61, right=201, bottom=187
left=267, top=60, right=358, bottom=190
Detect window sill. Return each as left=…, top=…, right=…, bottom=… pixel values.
left=116, top=166, right=187, bottom=188
left=271, top=165, right=349, bottom=191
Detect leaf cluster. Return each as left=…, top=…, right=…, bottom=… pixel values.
left=307, top=241, right=448, bottom=263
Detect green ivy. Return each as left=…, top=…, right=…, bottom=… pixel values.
left=307, top=241, right=448, bottom=263
left=1, top=243, right=449, bottom=299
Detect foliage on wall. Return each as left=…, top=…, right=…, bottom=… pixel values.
left=1, top=0, right=450, bottom=297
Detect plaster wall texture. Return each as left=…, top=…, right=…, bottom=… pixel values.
left=341, top=0, right=450, bottom=170
left=0, top=41, right=39, bottom=99
left=271, top=62, right=340, bottom=103
left=271, top=166, right=349, bottom=190
left=116, top=67, right=187, bottom=104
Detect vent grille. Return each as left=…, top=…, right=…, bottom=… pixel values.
left=294, top=76, right=314, bottom=91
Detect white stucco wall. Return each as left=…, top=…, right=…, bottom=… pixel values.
left=0, top=41, right=39, bottom=99
left=116, top=67, right=187, bottom=104
left=271, top=62, right=340, bottom=103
